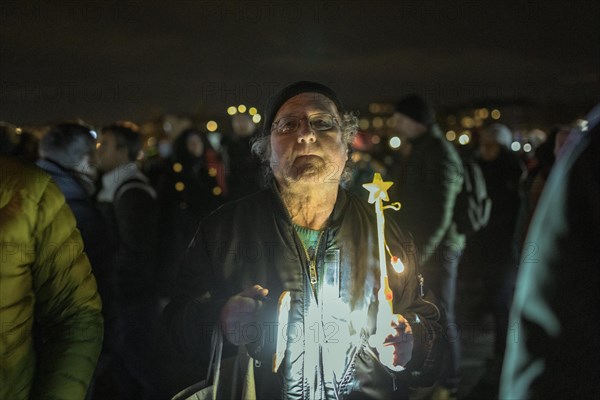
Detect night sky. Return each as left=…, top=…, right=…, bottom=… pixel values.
left=1, top=0, right=599, bottom=125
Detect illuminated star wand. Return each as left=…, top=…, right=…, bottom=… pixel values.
left=362, top=173, right=405, bottom=314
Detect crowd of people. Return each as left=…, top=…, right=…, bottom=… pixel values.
left=1, top=83, right=597, bottom=400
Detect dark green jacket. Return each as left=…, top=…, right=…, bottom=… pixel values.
left=394, top=125, right=465, bottom=264
left=0, top=156, right=103, bottom=400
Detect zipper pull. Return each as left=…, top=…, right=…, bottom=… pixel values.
left=418, top=273, right=425, bottom=297
left=309, top=262, right=318, bottom=285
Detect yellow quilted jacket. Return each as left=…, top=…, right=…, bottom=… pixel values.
left=0, top=156, right=103, bottom=400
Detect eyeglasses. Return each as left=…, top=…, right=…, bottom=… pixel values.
left=271, top=113, right=339, bottom=135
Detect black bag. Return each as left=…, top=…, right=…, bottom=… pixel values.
left=453, top=159, right=491, bottom=235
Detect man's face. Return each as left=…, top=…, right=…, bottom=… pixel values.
left=269, top=92, right=348, bottom=186
left=96, top=132, right=128, bottom=172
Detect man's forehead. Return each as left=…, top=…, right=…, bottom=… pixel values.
left=275, top=92, right=338, bottom=115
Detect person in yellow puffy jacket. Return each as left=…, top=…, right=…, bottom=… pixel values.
left=0, top=155, right=103, bottom=400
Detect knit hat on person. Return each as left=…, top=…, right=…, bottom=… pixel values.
left=394, top=94, right=435, bottom=126
left=261, top=81, right=345, bottom=137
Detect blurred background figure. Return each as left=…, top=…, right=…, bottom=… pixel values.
left=0, top=155, right=103, bottom=399
left=37, top=123, right=110, bottom=289
left=157, top=128, right=226, bottom=298
left=390, top=94, right=465, bottom=400
left=36, top=122, right=112, bottom=399
left=501, top=103, right=600, bottom=399
left=518, top=125, right=571, bottom=246
left=467, top=123, right=525, bottom=382
left=222, top=111, right=263, bottom=200
left=94, top=122, right=163, bottom=399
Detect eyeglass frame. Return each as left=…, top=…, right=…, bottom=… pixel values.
left=270, top=113, right=341, bottom=135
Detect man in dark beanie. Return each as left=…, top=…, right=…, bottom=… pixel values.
left=164, top=82, right=444, bottom=399
left=391, top=94, right=465, bottom=399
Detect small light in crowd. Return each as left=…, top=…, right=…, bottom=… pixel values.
left=523, top=143, right=532, bottom=153
left=491, top=109, right=501, bottom=120
left=173, top=163, right=183, bottom=173
left=372, top=117, right=384, bottom=129
left=351, top=152, right=362, bottom=162
left=369, top=103, right=380, bottom=114
left=212, top=186, right=222, bottom=196
left=249, top=107, right=258, bottom=116
left=359, top=118, right=370, bottom=130
left=15, top=127, right=22, bottom=135
left=208, top=167, right=217, bottom=177
left=238, top=105, right=247, bottom=113
left=175, top=182, right=185, bottom=191
left=227, top=106, right=237, bottom=115
left=389, top=136, right=401, bottom=149
left=96, top=142, right=101, bottom=149
left=458, top=134, right=470, bottom=145
left=206, top=120, right=218, bottom=132
left=371, top=135, right=381, bottom=144
left=479, top=108, right=490, bottom=119
left=446, top=130, right=456, bottom=141
left=89, top=130, right=97, bottom=139
left=461, top=116, right=475, bottom=128
left=252, top=114, right=261, bottom=124
left=163, top=121, right=173, bottom=132
left=511, top=141, right=521, bottom=151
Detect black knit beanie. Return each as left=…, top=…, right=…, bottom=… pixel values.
left=394, top=94, right=435, bottom=126
left=261, top=81, right=344, bottom=137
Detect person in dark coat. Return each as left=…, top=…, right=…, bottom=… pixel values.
left=469, top=123, right=525, bottom=376
left=95, top=122, right=163, bottom=400
left=500, top=103, right=600, bottom=399
left=157, top=128, right=225, bottom=298
left=37, top=123, right=110, bottom=292
left=390, top=95, right=465, bottom=398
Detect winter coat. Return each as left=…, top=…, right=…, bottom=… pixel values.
left=471, top=146, right=524, bottom=265
left=393, top=125, right=465, bottom=263
left=36, top=159, right=111, bottom=303
left=164, top=182, right=444, bottom=399
left=96, top=163, right=159, bottom=305
left=0, top=156, right=103, bottom=399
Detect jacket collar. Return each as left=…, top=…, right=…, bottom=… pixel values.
left=36, top=158, right=93, bottom=200
left=98, top=162, right=141, bottom=202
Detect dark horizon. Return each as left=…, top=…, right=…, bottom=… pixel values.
left=1, top=0, right=599, bottom=125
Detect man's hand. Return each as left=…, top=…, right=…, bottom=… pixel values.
left=372, top=314, right=414, bottom=371
left=220, top=285, right=269, bottom=346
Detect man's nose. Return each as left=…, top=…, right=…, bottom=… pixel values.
left=297, top=120, right=316, bottom=143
